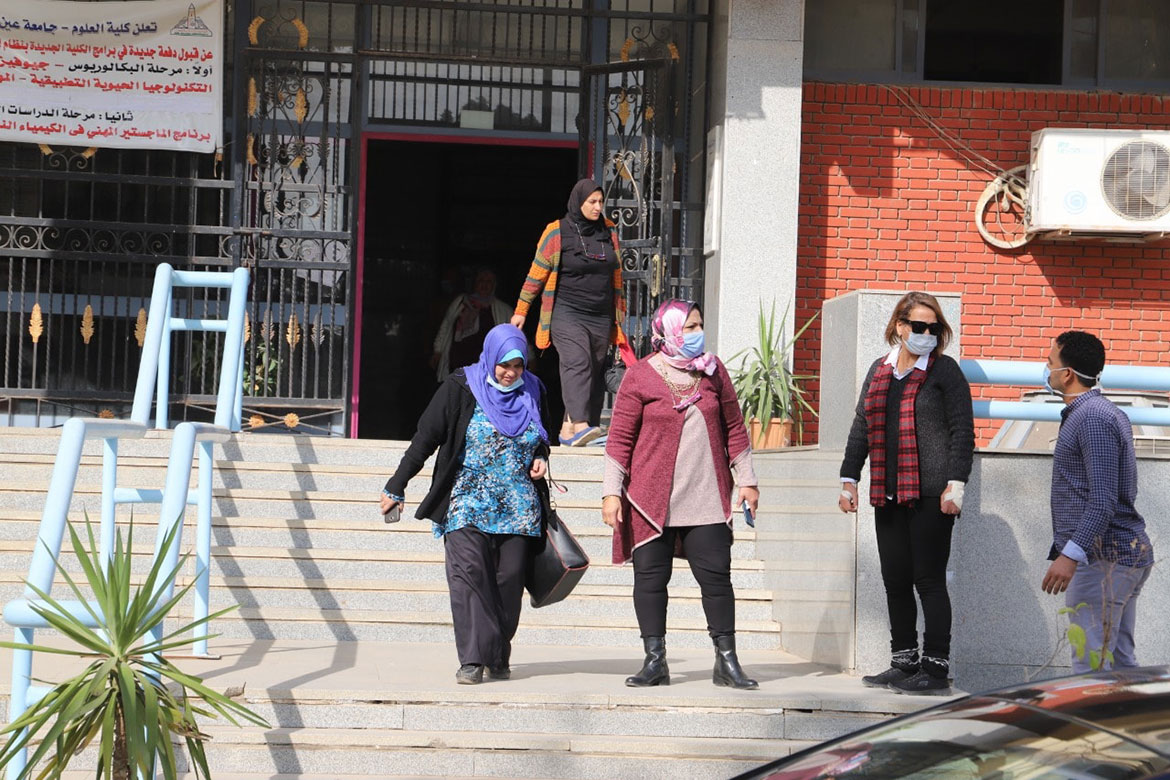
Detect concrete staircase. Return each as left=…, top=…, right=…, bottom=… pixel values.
left=748, top=447, right=861, bottom=670
left=0, top=428, right=920, bottom=779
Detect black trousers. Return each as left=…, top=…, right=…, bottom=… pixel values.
left=874, top=499, right=955, bottom=659
left=631, top=523, right=735, bottom=639
left=550, top=313, right=610, bottom=426
left=444, top=527, right=529, bottom=667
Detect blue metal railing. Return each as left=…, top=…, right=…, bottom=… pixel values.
left=961, top=359, right=1170, bottom=426
left=3, top=263, right=248, bottom=778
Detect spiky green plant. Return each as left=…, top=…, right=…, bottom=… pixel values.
left=730, top=301, right=819, bottom=444
left=0, top=518, right=268, bottom=780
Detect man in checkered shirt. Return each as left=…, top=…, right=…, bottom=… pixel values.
left=1040, top=330, right=1154, bottom=674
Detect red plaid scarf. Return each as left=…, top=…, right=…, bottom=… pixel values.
left=863, top=356, right=934, bottom=507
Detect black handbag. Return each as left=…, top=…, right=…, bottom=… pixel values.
left=526, top=476, right=589, bottom=608
left=604, top=346, right=627, bottom=395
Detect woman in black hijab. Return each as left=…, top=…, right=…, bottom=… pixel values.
left=511, top=178, right=631, bottom=446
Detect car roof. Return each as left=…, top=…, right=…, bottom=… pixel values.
left=974, top=666, right=1170, bottom=754
left=734, top=666, right=1170, bottom=780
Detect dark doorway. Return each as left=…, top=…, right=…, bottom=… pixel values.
left=358, top=139, right=577, bottom=440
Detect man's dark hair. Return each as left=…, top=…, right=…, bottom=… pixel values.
left=1055, top=330, right=1105, bottom=387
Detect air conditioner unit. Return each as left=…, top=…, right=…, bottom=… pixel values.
left=1028, top=128, right=1170, bottom=241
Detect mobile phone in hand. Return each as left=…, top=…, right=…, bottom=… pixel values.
left=384, top=502, right=401, bottom=524
left=742, top=500, right=754, bottom=528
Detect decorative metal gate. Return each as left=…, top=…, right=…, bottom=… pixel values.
left=580, top=40, right=705, bottom=355
left=0, top=141, right=237, bottom=426
left=0, top=0, right=710, bottom=433
left=581, top=57, right=673, bottom=356
left=233, top=3, right=355, bottom=435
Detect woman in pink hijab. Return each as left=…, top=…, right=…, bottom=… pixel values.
left=601, top=299, right=761, bottom=689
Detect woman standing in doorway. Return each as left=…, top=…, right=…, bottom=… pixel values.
left=601, top=299, right=761, bottom=689
left=431, top=268, right=514, bottom=382
left=838, top=291, right=974, bottom=696
left=380, top=324, right=550, bottom=684
left=511, top=178, right=630, bottom=446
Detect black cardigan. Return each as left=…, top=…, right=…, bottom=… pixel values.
left=384, top=369, right=551, bottom=522
left=840, top=354, right=975, bottom=498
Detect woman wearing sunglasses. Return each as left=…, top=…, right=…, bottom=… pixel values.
left=838, top=291, right=974, bottom=696
left=511, top=179, right=633, bottom=447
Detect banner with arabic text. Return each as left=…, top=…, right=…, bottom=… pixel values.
left=0, top=0, right=223, bottom=152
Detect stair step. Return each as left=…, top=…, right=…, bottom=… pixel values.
left=0, top=430, right=609, bottom=472
left=0, top=452, right=838, bottom=488
left=0, top=580, right=779, bottom=624
left=191, top=726, right=789, bottom=779
left=159, top=606, right=782, bottom=649
left=0, top=542, right=772, bottom=591
left=0, top=514, right=762, bottom=561
left=0, top=485, right=777, bottom=537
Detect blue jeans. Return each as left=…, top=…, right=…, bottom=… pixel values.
left=1065, top=559, right=1151, bottom=673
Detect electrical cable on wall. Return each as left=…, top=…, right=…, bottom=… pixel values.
left=974, top=165, right=1031, bottom=249
left=880, top=85, right=1034, bottom=249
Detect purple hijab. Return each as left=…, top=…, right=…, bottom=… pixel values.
left=465, top=324, right=547, bottom=441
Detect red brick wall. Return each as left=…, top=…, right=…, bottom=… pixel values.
left=797, top=83, right=1170, bottom=444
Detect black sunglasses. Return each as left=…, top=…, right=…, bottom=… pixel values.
left=901, top=318, right=943, bottom=336
left=572, top=221, right=609, bottom=261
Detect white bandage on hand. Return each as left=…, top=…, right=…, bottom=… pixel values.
left=840, top=489, right=855, bottom=502
left=945, top=480, right=965, bottom=512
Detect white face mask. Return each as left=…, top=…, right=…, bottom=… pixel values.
left=1043, top=364, right=1101, bottom=396
left=905, top=332, right=937, bottom=356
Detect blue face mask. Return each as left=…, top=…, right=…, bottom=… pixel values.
left=904, top=333, right=937, bottom=356
left=488, top=375, right=524, bottom=393
left=680, top=330, right=706, bottom=359
left=1042, top=365, right=1058, bottom=394
left=1044, top=365, right=1081, bottom=395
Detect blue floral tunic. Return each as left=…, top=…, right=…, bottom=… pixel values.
left=437, top=405, right=543, bottom=539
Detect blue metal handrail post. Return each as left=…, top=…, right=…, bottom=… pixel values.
left=189, top=266, right=249, bottom=655
left=155, top=295, right=175, bottom=430
left=100, top=438, right=117, bottom=567
left=131, top=263, right=173, bottom=427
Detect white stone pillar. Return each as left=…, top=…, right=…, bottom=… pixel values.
left=704, top=0, right=805, bottom=360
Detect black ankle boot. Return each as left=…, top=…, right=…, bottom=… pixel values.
left=712, top=635, right=758, bottom=690
left=625, top=636, right=669, bottom=687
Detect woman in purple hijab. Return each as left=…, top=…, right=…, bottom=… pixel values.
left=381, top=324, right=550, bottom=684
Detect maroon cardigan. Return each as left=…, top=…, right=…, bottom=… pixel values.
left=605, top=356, right=752, bottom=564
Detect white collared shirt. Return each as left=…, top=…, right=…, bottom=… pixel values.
left=884, top=345, right=929, bottom=381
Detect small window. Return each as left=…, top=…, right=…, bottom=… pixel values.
left=1102, top=0, right=1170, bottom=82
left=802, top=0, right=1170, bottom=88
left=804, top=0, right=899, bottom=74
left=1067, top=0, right=1100, bottom=83
left=924, top=0, right=1064, bottom=84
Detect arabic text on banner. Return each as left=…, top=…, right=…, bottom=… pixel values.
left=0, top=0, right=223, bottom=152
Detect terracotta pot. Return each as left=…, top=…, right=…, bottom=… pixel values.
left=748, top=417, right=793, bottom=450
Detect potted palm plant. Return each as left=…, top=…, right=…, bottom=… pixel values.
left=730, top=301, right=818, bottom=449
left=0, top=518, right=268, bottom=780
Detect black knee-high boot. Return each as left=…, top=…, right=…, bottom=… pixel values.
left=713, top=634, right=758, bottom=689
left=625, top=636, right=670, bottom=687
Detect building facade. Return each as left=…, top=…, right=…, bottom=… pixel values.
left=0, top=0, right=713, bottom=438
left=791, top=0, right=1170, bottom=442
left=2, top=0, right=1168, bottom=440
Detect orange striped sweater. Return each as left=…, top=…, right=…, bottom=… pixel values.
left=514, top=219, right=628, bottom=350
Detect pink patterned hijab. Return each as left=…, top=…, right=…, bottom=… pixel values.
left=650, top=299, right=717, bottom=376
